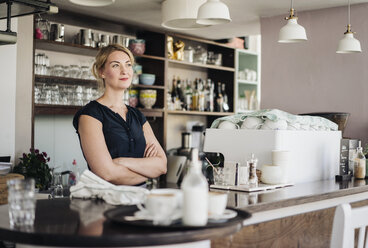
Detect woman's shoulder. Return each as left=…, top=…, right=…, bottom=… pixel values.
left=73, top=101, right=104, bottom=130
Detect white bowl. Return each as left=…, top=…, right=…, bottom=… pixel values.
left=218, top=121, right=239, bottom=129
left=241, top=117, right=263, bottom=129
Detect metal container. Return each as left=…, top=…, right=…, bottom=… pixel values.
left=80, top=29, right=92, bottom=46
left=50, top=24, right=64, bottom=42
left=99, top=34, right=110, bottom=47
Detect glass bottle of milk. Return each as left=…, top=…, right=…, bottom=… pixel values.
left=181, top=148, right=208, bottom=226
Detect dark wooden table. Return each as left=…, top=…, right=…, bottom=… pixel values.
left=0, top=198, right=246, bottom=247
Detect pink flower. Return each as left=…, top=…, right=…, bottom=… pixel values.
left=42, top=152, right=47, bottom=157
left=35, top=149, right=39, bottom=154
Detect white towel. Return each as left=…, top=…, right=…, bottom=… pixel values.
left=69, top=170, right=148, bottom=205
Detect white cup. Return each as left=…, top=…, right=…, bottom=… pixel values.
left=208, top=192, right=228, bottom=216
left=287, top=122, right=300, bottom=130
left=261, top=164, right=286, bottom=184
left=218, top=121, right=239, bottom=130
left=241, top=117, right=263, bottom=129
left=137, top=192, right=178, bottom=225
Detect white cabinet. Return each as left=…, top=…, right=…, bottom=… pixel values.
left=235, top=49, right=260, bottom=113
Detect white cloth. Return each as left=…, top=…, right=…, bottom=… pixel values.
left=69, top=170, right=148, bottom=205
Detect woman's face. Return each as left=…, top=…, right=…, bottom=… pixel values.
left=101, top=50, right=133, bottom=90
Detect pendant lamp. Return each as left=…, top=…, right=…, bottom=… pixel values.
left=161, top=0, right=209, bottom=30
left=69, top=0, right=115, bottom=7
left=278, top=0, right=307, bottom=43
left=336, top=0, right=361, bottom=53
left=196, top=0, right=231, bottom=25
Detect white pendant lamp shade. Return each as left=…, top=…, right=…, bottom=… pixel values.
left=69, top=0, right=115, bottom=7
left=336, top=0, right=362, bottom=54
left=161, top=0, right=208, bottom=30
left=196, top=0, right=231, bottom=25
left=278, top=18, right=307, bottom=43
left=336, top=32, right=362, bottom=53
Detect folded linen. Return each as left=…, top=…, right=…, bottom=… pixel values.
left=69, top=170, right=148, bottom=205
left=211, top=109, right=338, bottom=131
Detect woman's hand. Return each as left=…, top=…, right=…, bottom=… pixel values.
left=144, top=143, right=158, bottom=157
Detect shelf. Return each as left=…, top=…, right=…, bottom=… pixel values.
left=34, top=104, right=81, bottom=115
left=35, top=104, right=164, bottom=117
left=138, top=108, right=164, bottom=117
left=136, top=54, right=165, bottom=61
left=35, top=75, right=97, bottom=86
left=170, top=33, right=235, bottom=50
left=132, top=84, right=165, bottom=90
left=35, top=39, right=98, bottom=56
left=167, top=110, right=234, bottom=116
left=168, top=59, right=235, bottom=72
left=237, top=79, right=258, bottom=85
left=35, top=39, right=166, bottom=61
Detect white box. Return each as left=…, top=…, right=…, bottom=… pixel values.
left=203, top=129, right=341, bottom=184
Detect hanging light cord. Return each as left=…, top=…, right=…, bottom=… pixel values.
left=348, top=0, right=351, bottom=25
left=291, top=0, right=293, bottom=10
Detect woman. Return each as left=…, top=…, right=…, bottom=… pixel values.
left=73, top=44, right=167, bottom=186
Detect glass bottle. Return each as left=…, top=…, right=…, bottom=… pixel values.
left=184, top=79, right=192, bottom=110
left=354, top=142, right=366, bottom=179
left=247, top=153, right=258, bottom=187
left=216, top=82, right=223, bottom=112
left=181, top=148, right=208, bottom=226
left=222, top=83, right=229, bottom=112
left=192, top=79, right=199, bottom=111
left=68, top=159, right=80, bottom=186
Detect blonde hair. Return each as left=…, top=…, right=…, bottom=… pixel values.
left=92, top=44, right=135, bottom=89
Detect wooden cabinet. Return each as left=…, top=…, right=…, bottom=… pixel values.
left=32, top=11, right=237, bottom=152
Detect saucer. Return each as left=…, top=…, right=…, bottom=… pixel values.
left=134, top=209, right=182, bottom=221
left=208, top=209, right=238, bottom=223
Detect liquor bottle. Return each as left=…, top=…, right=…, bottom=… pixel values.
left=192, top=79, right=199, bottom=111
left=209, top=80, right=215, bottom=112
left=181, top=148, right=208, bottom=226
left=184, top=79, right=192, bottom=110
left=222, top=83, right=229, bottom=112
left=198, top=79, right=205, bottom=111
left=216, top=82, right=223, bottom=112
left=176, top=77, right=184, bottom=108
left=354, top=142, right=366, bottom=179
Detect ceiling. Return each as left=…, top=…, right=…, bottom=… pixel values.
left=55, top=0, right=368, bottom=40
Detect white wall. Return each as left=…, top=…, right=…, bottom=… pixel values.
left=261, top=3, right=368, bottom=145
left=0, top=19, right=17, bottom=162
left=34, top=115, right=87, bottom=173
left=15, top=15, right=33, bottom=164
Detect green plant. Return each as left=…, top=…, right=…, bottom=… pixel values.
left=12, top=148, right=52, bottom=190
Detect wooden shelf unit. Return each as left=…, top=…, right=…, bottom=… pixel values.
left=33, top=11, right=239, bottom=149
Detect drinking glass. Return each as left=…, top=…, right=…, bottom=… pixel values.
left=50, top=173, right=63, bottom=198
left=7, top=178, right=36, bottom=227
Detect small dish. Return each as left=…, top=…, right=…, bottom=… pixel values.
left=208, top=209, right=238, bottom=223
left=134, top=209, right=182, bottom=221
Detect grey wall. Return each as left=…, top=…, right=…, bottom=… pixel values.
left=261, top=3, right=368, bottom=145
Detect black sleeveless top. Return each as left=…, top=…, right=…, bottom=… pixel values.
left=73, top=100, right=147, bottom=163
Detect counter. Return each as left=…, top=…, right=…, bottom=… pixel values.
left=211, top=179, right=368, bottom=247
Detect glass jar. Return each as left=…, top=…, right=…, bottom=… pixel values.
left=184, top=46, right=194, bottom=63
left=194, top=45, right=207, bottom=64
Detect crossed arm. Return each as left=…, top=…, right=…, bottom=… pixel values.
left=78, top=115, right=167, bottom=185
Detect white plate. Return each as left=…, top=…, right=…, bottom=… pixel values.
left=133, top=209, right=182, bottom=221
left=208, top=209, right=238, bottom=223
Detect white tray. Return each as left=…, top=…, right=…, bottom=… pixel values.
left=210, top=183, right=294, bottom=192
